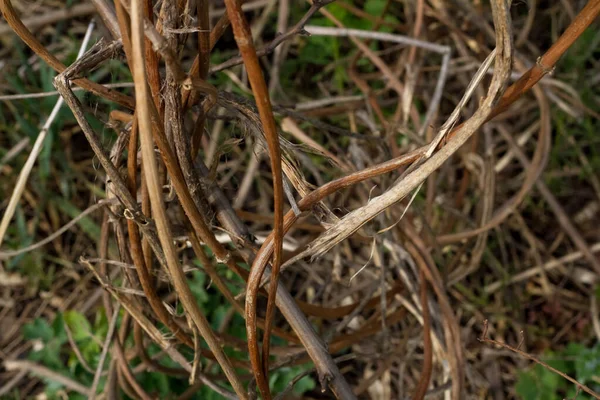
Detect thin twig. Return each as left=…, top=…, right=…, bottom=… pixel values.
left=89, top=305, right=120, bottom=399
left=91, top=0, right=121, bottom=38
left=479, top=321, right=600, bottom=400
left=0, top=0, right=134, bottom=108
left=0, top=3, right=96, bottom=35
left=0, top=370, right=27, bottom=397
left=222, top=1, right=285, bottom=397
left=211, top=0, right=335, bottom=73
left=0, top=199, right=115, bottom=259
left=4, top=360, right=92, bottom=396
left=0, top=83, right=135, bottom=101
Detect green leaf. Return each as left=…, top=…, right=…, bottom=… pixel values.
left=189, top=271, right=209, bottom=305
left=537, top=363, right=561, bottom=393
left=364, top=0, right=386, bottom=16
left=29, top=337, right=66, bottom=372
left=293, top=374, right=316, bottom=395
left=269, top=366, right=316, bottom=396
left=571, top=343, right=600, bottom=384
left=23, top=318, right=53, bottom=342
left=51, top=313, right=67, bottom=342
left=327, top=2, right=348, bottom=22
left=63, top=311, right=92, bottom=341
left=53, top=198, right=101, bottom=239
left=515, top=371, right=541, bottom=399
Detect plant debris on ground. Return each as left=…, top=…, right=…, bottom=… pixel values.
left=0, top=0, right=600, bottom=399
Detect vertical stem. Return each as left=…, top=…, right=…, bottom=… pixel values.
left=129, top=0, right=247, bottom=397
left=222, top=1, right=284, bottom=397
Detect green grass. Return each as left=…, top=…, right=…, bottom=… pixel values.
left=17, top=265, right=316, bottom=399
left=516, top=342, right=600, bottom=400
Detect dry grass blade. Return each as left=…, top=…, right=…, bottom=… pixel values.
left=89, top=305, right=120, bottom=400
left=297, top=0, right=514, bottom=262
left=412, top=268, right=433, bottom=400
left=0, top=3, right=96, bottom=35
left=0, top=21, right=95, bottom=248
left=3, top=0, right=600, bottom=398
left=425, top=49, right=496, bottom=158
left=4, top=360, right=92, bottom=397
left=0, top=0, right=134, bottom=109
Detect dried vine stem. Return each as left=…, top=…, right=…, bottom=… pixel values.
left=190, top=0, right=210, bottom=150
left=212, top=0, right=336, bottom=73
left=81, top=258, right=240, bottom=400
left=219, top=2, right=348, bottom=396
left=488, top=0, right=600, bottom=121
left=113, top=0, right=195, bottom=350
left=91, top=0, right=120, bottom=39
left=182, top=11, right=231, bottom=109
left=251, top=0, right=600, bottom=274
left=412, top=267, right=433, bottom=400
left=115, top=0, right=248, bottom=284
left=247, top=0, right=600, bottom=311
left=231, top=4, right=597, bottom=391
left=52, top=40, right=168, bottom=269
left=290, top=1, right=507, bottom=261
left=222, top=1, right=285, bottom=398
left=106, top=7, right=352, bottom=398
left=129, top=0, right=247, bottom=398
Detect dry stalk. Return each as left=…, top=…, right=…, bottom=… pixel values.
left=230, top=4, right=598, bottom=389
left=91, top=0, right=120, bottom=38
left=52, top=40, right=168, bottom=269
left=222, top=1, right=285, bottom=397
left=129, top=0, right=247, bottom=397
left=58, top=7, right=356, bottom=399
left=3, top=1, right=598, bottom=399
left=4, top=361, right=91, bottom=397
left=412, top=267, right=433, bottom=400
left=114, top=0, right=196, bottom=349
left=296, top=0, right=514, bottom=264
